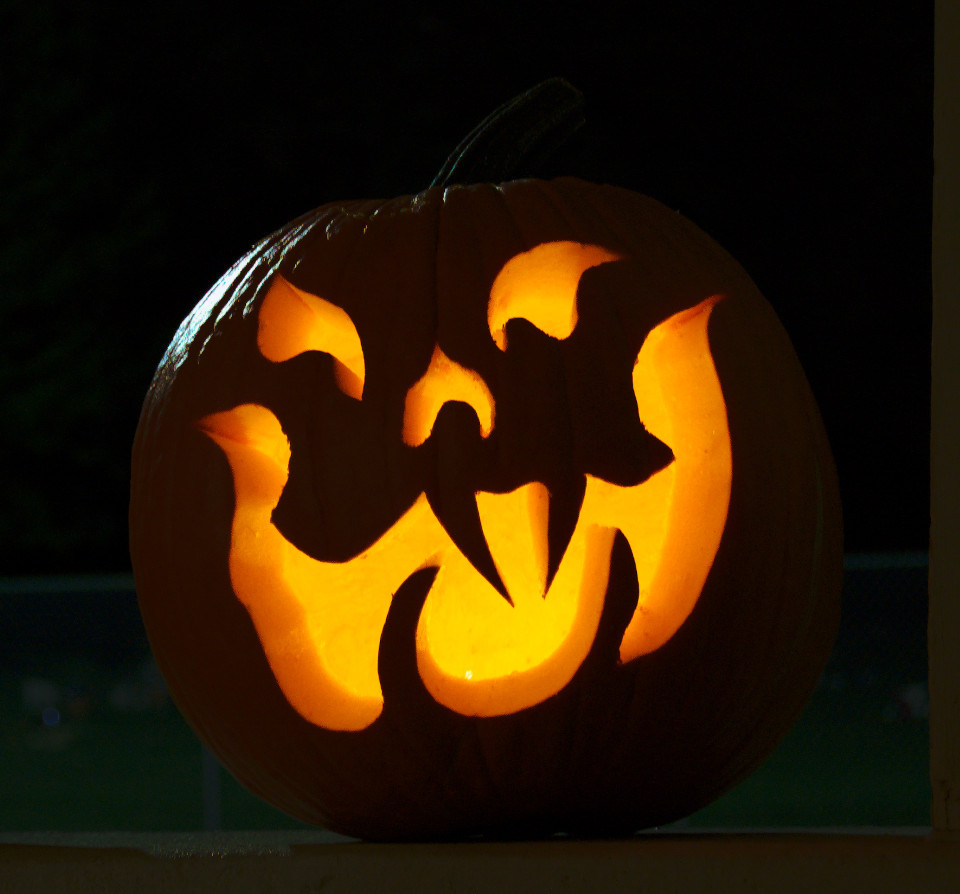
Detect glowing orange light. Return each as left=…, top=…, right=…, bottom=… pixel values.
left=488, top=241, right=621, bottom=349
left=403, top=345, right=495, bottom=446
left=199, top=403, right=448, bottom=731
left=593, top=295, right=731, bottom=662
left=258, top=274, right=365, bottom=399
left=199, top=244, right=731, bottom=731
left=416, top=487, right=617, bottom=717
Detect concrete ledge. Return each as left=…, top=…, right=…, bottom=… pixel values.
left=2, top=830, right=958, bottom=893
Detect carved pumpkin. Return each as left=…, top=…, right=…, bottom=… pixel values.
left=130, top=172, right=841, bottom=838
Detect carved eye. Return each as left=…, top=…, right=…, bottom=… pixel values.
left=257, top=275, right=365, bottom=400
left=487, top=241, right=621, bottom=350
left=402, top=345, right=495, bottom=447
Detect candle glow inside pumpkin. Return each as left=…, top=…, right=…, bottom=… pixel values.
left=197, top=241, right=731, bottom=731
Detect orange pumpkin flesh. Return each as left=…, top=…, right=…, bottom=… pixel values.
left=130, top=176, right=841, bottom=839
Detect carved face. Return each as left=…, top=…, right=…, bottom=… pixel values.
left=131, top=177, right=840, bottom=839
left=196, top=240, right=731, bottom=731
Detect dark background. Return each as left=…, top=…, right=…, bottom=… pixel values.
left=0, top=2, right=932, bottom=574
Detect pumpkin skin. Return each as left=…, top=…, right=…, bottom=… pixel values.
left=130, top=176, right=841, bottom=839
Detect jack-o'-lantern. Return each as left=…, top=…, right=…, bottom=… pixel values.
left=130, top=81, right=841, bottom=839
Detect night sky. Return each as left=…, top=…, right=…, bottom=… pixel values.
left=1, top=2, right=932, bottom=573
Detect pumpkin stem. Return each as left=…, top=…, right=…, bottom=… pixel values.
left=430, top=78, right=585, bottom=188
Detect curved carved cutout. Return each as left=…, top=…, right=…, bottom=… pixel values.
left=198, top=404, right=444, bottom=731
left=258, top=275, right=365, bottom=400
left=476, top=482, right=549, bottom=603
left=402, top=345, right=495, bottom=447
left=594, top=296, right=731, bottom=661
left=199, top=405, right=615, bottom=728
left=488, top=241, right=621, bottom=350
